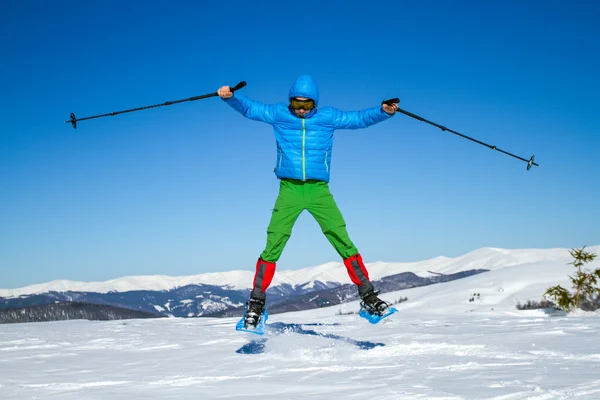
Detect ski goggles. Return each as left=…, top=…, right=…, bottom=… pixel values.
left=290, top=98, right=315, bottom=111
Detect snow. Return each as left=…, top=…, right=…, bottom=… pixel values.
left=1, top=246, right=599, bottom=399
left=2, top=245, right=595, bottom=298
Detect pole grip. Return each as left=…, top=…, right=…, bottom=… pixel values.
left=382, top=97, right=400, bottom=106
left=231, top=81, right=247, bottom=92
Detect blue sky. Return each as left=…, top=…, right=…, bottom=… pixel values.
left=1, top=0, right=598, bottom=289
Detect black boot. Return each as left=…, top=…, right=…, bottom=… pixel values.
left=360, top=290, right=390, bottom=316
left=243, top=297, right=265, bottom=329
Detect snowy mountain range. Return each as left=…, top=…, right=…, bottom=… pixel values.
left=0, top=245, right=597, bottom=321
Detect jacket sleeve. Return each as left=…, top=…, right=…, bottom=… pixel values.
left=222, top=93, right=277, bottom=125
left=331, top=106, right=394, bottom=130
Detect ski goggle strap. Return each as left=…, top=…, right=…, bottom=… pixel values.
left=290, top=98, right=315, bottom=111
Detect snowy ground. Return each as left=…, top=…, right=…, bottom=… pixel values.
left=1, top=254, right=599, bottom=399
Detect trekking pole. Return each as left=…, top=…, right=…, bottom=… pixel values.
left=383, top=98, right=539, bottom=170
left=66, top=81, right=247, bottom=129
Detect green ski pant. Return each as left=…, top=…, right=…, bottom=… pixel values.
left=260, top=179, right=359, bottom=262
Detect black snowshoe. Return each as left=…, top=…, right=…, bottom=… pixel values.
left=243, top=297, right=265, bottom=329
left=360, top=290, right=391, bottom=316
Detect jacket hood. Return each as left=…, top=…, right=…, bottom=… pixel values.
left=288, top=75, right=320, bottom=105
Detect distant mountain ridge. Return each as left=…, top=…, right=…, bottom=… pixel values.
left=0, top=246, right=580, bottom=298
left=0, top=269, right=487, bottom=322
left=1, top=246, right=596, bottom=323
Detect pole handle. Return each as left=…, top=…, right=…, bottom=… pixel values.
left=382, top=97, right=400, bottom=106
left=231, top=81, right=247, bottom=92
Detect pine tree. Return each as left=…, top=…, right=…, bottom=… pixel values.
left=545, top=247, right=599, bottom=311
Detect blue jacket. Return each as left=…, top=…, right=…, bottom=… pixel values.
left=223, top=75, right=393, bottom=182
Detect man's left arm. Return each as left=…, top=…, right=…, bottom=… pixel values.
left=332, top=103, right=397, bottom=130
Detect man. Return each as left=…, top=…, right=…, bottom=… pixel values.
left=218, top=75, right=398, bottom=329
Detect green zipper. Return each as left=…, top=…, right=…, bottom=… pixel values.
left=302, top=118, right=306, bottom=181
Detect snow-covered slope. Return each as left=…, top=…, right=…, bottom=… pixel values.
left=1, top=245, right=599, bottom=400
left=304, top=255, right=596, bottom=320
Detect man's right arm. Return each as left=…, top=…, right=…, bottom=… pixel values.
left=218, top=85, right=276, bottom=124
